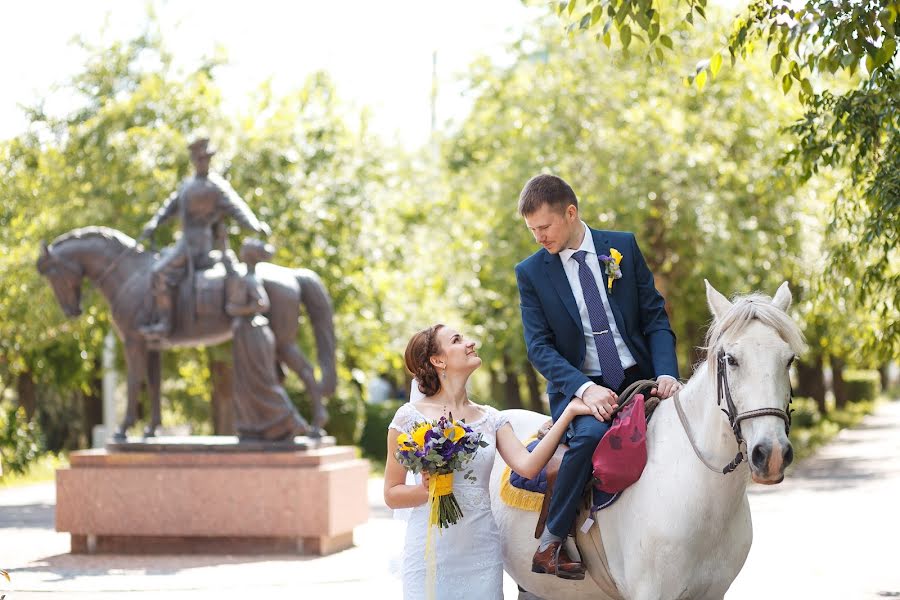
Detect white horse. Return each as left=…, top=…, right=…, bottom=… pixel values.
left=491, top=281, right=806, bottom=600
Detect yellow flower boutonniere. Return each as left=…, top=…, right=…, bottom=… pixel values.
left=599, top=248, right=623, bottom=290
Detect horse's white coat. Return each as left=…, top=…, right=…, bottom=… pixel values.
left=491, top=282, right=805, bottom=600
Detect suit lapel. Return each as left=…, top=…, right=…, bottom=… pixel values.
left=592, top=229, right=629, bottom=336
left=542, top=252, right=581, bottom=328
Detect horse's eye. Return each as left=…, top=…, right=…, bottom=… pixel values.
left=726, top=354, right=739, bottom=367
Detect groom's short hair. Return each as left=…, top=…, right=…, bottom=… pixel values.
left=517, top=174, right=578, bottom=216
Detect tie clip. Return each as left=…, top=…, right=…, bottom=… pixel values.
left=592, top=330, right=609, bottom=335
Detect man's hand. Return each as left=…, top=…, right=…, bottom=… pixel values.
left=581, top=384, right=618, bottom=422
left=652, top=375, right=683, bottom=399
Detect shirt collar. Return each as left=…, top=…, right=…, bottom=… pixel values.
left=559, top=221, right=595, bottom=263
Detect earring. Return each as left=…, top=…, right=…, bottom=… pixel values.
left=441, top=367, right=447, bottom=380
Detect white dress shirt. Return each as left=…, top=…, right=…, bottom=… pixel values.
left=559, top=222, right=637, bottom=398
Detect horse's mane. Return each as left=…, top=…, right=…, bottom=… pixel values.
left=703, top=293, right=807, bottom=357
left=50, top=227, right=137, bottom=253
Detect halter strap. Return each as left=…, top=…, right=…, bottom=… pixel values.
left=95, top=246, right=137, bottom=285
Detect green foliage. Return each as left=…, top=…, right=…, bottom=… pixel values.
left=0, top=452, right=68, bottom=488
left=359, top=400, right=403, bottom=464
left=442, top=20, right=809, bottom=374
left=0, top=405, right=45, bottom=476
left=321, top=390, right=365, bottom=446
left=563, top=0, right=900, bottom=361
left=844, top=370, right=881, bottom=403
left=790, top=397, right=821, bottom=429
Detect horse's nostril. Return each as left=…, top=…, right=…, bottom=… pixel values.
left=751, top=444, right=769, bottom=470
left=783, top=444, right=794, bottom=468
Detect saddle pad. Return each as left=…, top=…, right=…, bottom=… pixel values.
left=500, top=438, right=544, bottom=512
left=502, top=439, right=623, bottom=513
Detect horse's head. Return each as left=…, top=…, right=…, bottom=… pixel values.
left=37, top=240, right=84, bottom=318
left=705, top=280, right=807, bottom=485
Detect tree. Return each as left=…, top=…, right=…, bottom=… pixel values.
left=438, top=19, right=816, bottom=407
left=558, top=0, right=899, bottom=360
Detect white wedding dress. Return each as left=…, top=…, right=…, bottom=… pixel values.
left=388, top=402, right=509, bottom=600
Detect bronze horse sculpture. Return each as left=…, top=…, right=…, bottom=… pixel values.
left=36, top=226, right=336, bottom=440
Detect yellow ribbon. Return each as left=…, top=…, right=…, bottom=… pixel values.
left=424, top=472, right=454, bottom=600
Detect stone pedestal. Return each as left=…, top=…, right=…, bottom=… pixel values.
left=56, top=444, right=369, bottom=555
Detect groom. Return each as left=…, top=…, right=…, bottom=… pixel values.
left=515, top=174, right=681, bottom=579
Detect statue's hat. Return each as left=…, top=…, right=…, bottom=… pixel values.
left=188, top=138, right=216, bottom=158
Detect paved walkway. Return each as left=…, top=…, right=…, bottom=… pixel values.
left=1, top=401, right=898, bottom=599
left=728, top=399, right=900, bottom=599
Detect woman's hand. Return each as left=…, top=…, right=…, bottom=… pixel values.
left=416, top=472, right=431, bottom=505
left=564, top=397, right=594, bottom=418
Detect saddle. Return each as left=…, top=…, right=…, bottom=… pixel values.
left=532, top=380, right=662, bottom=539
left=188, top=261, right=229, bottom=317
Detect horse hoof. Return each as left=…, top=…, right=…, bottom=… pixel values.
left=143, top=427, right=158, bottom=439
left=112, top=431, right=127, bottom=442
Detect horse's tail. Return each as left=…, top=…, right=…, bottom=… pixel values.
left=296, top=268, right=337, bottom=396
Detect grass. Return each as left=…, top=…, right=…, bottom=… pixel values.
left=0, top=453, right=68, bottom=489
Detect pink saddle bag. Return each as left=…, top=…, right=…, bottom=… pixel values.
left=591, top=393, right=648, bottom=493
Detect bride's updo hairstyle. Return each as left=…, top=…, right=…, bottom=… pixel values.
left=404, top=324, right=445, bottom=397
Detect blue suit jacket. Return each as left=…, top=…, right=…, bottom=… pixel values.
left=515, top=228, right=678, bottom=402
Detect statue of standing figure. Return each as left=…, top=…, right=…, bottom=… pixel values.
left=226, top=239, right=312, bottom=441
left=139, top=138, right=271, bottom=340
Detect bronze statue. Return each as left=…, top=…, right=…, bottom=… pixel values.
left=139, top=138, right=271, bottom=340
left=226, top=239, right=312, bottom=440
left=36, top=141, right=335, bottom=440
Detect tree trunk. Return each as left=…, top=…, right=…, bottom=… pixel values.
left=523, top=361, right=545, bottom=413
left=81, top=359, right=104, bottom=446
left=16, top=371, right=36, bottom=419
left=879, top=363, right=891, bottom=395
left=208, top=348, right=235, bottom=435
left=797, top=354, right=827, bottom=414
left=489, top=367, right=503, bottom=409
left=502, top=354, right=523, bottom=410
left=831, top=355, right=847, bottom=410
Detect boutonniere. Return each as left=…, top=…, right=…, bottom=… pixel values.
left=599, top=248, right=623, bottom=291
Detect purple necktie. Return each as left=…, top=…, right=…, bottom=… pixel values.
left=572, top=250, right=625, bottom=390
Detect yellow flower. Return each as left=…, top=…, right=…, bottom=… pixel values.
left=397, top=433, right=412, bottom=448
left=443, top=425, right=466, bottom=442
left=412, top=423, right=431, bottom=447
left=610, top=247, right=623, bottom=265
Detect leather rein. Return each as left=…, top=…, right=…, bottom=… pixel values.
left=674, top=348, right=793, bottom=475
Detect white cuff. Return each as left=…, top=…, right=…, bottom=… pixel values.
left=656, top=375, right=676, bottom=382
left=574, top=381, right=593, bottom=399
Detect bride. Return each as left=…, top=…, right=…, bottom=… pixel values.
left=384, top=323, right=593, bottom=599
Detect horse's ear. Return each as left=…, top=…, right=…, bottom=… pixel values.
left=772, top=281, right=792, bottom=312
left=705, top=279, right=732, bottom=321
left=40, top=240, right=49, bottom=257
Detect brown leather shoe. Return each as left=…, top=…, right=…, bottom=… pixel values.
left=531, top=541, right=586, bottom=580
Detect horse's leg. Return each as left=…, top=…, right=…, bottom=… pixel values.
left=276, top=342, right=327, bottom=434
left=144, top=349, right=162, bottom=437
left=116, top=340, right=147, bottom=440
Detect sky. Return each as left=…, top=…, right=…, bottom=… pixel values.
left=0, top=0, right=543, bottom=149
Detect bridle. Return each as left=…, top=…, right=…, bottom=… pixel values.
left=674, top=348, right=793, bottom=475
left=95, top=245, right=137, bottom=286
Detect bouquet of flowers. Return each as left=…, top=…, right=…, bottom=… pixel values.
left=395, top=414, right=488, bottom=528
